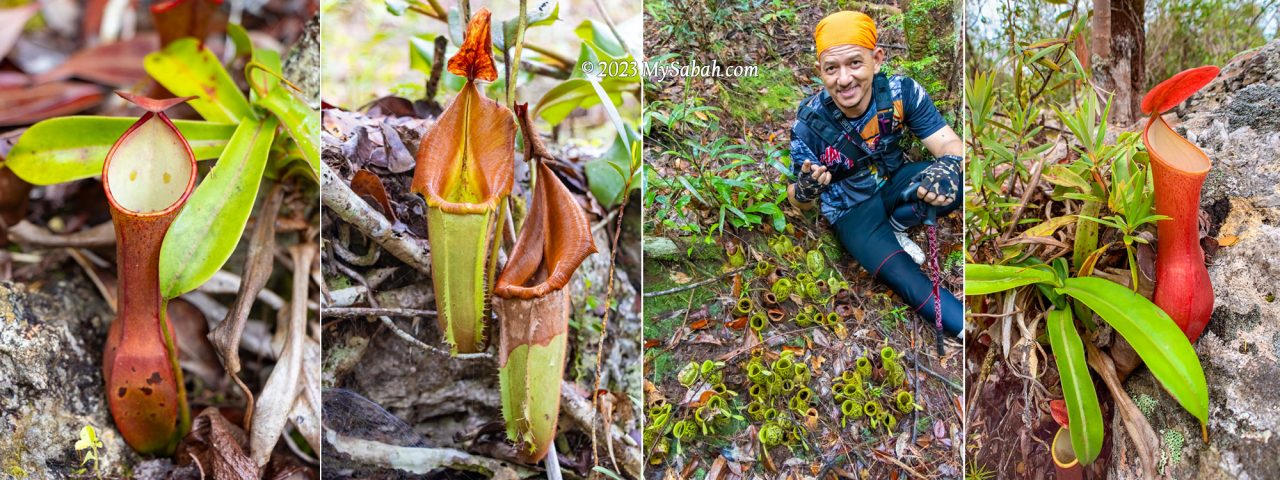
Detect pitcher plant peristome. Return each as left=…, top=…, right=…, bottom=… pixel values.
left=494, top=156, right=597, bottom=462
left=101, top=91, right=196, bottom=454
left=411, top=8, right=516, bottom=354
left=1142, top=65, right=1219, bottom=342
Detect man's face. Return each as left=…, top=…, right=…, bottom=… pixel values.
left=817, top=44, right=884, bottom=117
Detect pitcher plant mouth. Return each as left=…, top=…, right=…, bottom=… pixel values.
left=103, top=92, right=198, bottom=217
left=101, top=91, right=197, bottom=455
left=410, top=8, right=515, bottom=354
left=1144, top=115, right=1211, bottom=176
left=1052, top=427, right=1080, bottom=469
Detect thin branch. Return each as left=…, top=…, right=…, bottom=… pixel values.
left=591, top=0, right=633, bottom=58
left=6, top=220, right=115, bottom=247
left=560, top=383, right=641, bottom=478
left=321, top=163, right=432, bottom=274
left=642, top=266, right=749, bottom=298
left=506, top=0, right=528, bottom=109
left=325, top=429, right=536, bottom=477
left=324, top=307, right=438, bottom=318
left=377, top=315, right=492, bottom=360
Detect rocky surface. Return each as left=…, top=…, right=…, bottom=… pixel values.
left=0, top=277, right=139, bottom=478
left=1108, top=39, right=1280, bottom=479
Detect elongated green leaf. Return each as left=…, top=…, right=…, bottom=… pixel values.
left=159, top=116, right=278, bottom=298
left=6, top=117, right=235, bottom=185
left=534, top=77, right=624, bottom=125
left=964, top=264, right=1057, bottom=295
left=584, top=124, right=638, bottom=208
left=226, top=22, right=319, bottom=181
left=1058, top=277, right=1209, bottom=426
left=254, top=66, right=320, bottom=181
left=145, top=38, right=254, bottom=123
left=1046, top=308, right=1104, bottom=465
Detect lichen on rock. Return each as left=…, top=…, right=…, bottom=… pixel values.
left=0, top=279, right=139, bottom=477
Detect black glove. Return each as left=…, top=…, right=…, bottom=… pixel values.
left=911, top=154, right=961, bottom=200
left=794, top=169, right=827, bottom=203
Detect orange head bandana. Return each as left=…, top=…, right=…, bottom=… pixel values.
left=815, top=11, right=877, bottom=58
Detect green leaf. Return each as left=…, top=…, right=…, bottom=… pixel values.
left=145, top=38, right=254, bottom=123
left=159, top=116, right=279, bottom=299
left=1041, top=164, right=1092, bottom=191
left=592, top=466, right=626, bottom=480
left=500, top=0, right=560, bottom=50
left=6, top=117, right=235, bottom=185
left=248, top=52, right=320, bottom=181
left=1058, top=277, right=1209, bottom=427
left=964, top=264, right=1058, bottom=295
left=584, top=124, right=638, bottom=208
left=385, top=0, right=409, bottom=15
left=534, top=77, right=627, bottom=125
left=1046, top=308, right=1104, bottom=465
left=574, top=19, right=625, bottom=57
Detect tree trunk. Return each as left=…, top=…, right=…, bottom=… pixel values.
left=903, top=0, right=960, bottom=104
left=1091, top=0, right=1146, bottom=125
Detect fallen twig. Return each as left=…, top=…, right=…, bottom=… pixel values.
left=642, top=266, right=749, bottom=298
left=6, top=220, right=114, bottom=247
left=324, top=428, right=536, bottom=478
left=561, top=383, right=642, bottom=479
left=378, top=315, right=492, bottom=360
left=212, top=182, right=283, bottom=432
left=1086, top=341, right=1158, bottom=479
left=323, top=307, right=438, bottom=318
left=321, top=163, right=432, bottom=275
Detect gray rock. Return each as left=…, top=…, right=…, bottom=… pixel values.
left=1109, top=40, right=1280, bottom=479
left=0, top=278, right=139, bottom=478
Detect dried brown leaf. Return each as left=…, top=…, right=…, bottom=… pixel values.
left=177, top=408, right=259, bottom=480
left=34, top=35, right=157, bottom=87
left=249, top=243, right=318, bottom=466
left=0, top=82, right=103, bottom=127
left=349, top=169, right=398, bottom=223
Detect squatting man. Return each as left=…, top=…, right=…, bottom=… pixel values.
left=787, top=11, right=963, bottom=336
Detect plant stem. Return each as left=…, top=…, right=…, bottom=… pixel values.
left=507, top=0, right=528, bottom=109
left=407, top=2, right=573, bottom=71
left=1126, top=244, right=1139, bottom=292
left=592, top=0, right=634, bottom=58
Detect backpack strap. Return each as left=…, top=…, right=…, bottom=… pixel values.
left=872, top=73, right=896, bottom=140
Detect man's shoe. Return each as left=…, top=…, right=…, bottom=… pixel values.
left=895, top=231, right=925, bottom=265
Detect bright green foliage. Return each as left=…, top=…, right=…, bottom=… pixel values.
left=73, top=425, right=104, bottom=479
left=6, top=118, right=234, bottom=185
left=1046, top=308, right=1104, bottom=465
left=965, top=263, right=1211, bottom=446
left=145, top=38, right=254, bottom=124
left=160, top=116, right=279, bottom=299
